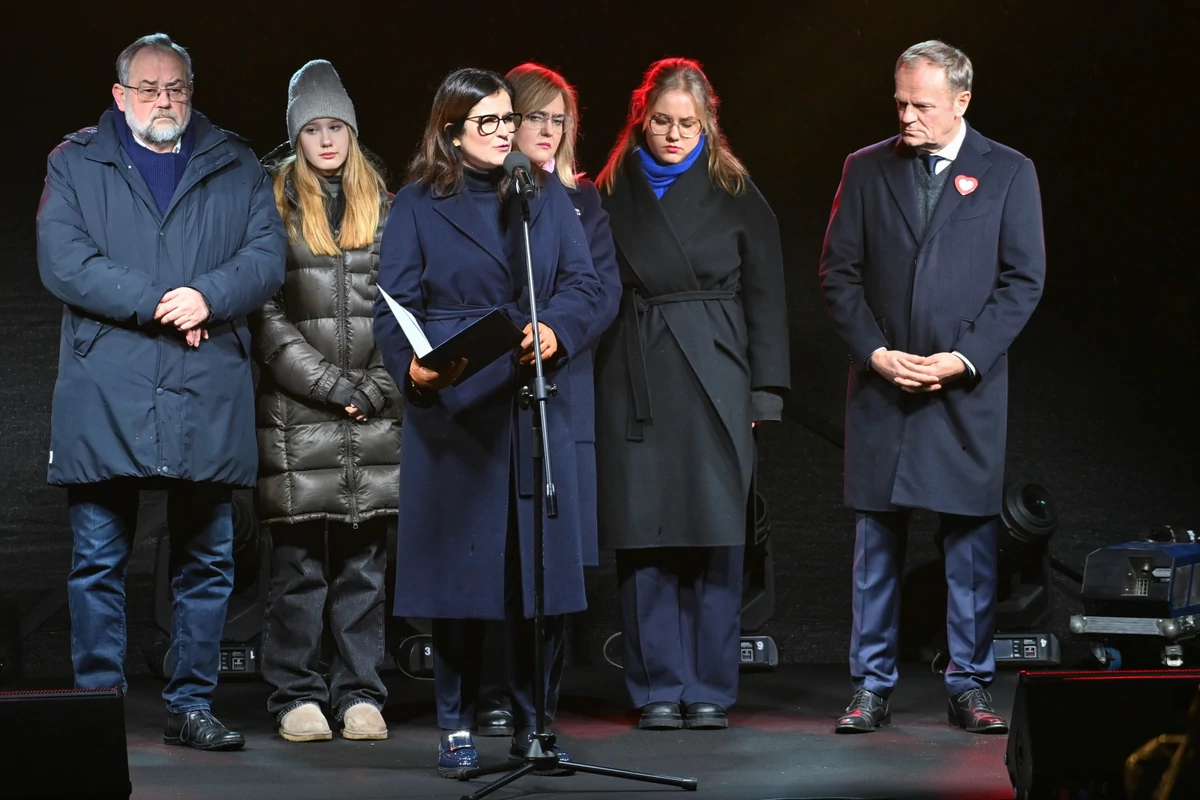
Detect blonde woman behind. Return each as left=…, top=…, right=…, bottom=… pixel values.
left=467, top=62, right=623, bottom=739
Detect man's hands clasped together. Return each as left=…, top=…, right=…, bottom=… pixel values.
left=869, top=349, right=966, bottom=393
left=155, top=287, right=211, bottom=348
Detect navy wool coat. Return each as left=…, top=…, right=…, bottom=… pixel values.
left=819, top=125, right=1046, bottom=516
left=373, top=175, right=610, bottom=620
left=37, top=110, right=286, bottom=487
left=561, top=176, right=622, bottom=566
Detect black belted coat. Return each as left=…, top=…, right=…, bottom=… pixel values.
left=594, top=152, right=790, bottom=549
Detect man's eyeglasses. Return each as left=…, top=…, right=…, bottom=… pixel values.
left=524, top=112, right=569, bottom=132
left=122, top=84, right=193, bottom=103
left=464, top=113, right=522, bottom=136
left=647, top=113, right=702, bottom=139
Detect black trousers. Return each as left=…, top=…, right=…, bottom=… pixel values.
left=432, top=510, right=564, bottom=731
left=262, top=518, right=389, bottom=721
left=616, top=545, right=744, bottom=711
left=478, top=618, right=564, bottom=721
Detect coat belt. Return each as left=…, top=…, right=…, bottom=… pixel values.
left=623, top=289, right=737, bottom=441
left=423, top=303, right=502, bottom=322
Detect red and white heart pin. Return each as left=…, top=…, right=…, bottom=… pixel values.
left=955, top=175, right=979, bottom=195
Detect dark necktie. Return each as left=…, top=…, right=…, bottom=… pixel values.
left=918, top=153, right=944, bottom=175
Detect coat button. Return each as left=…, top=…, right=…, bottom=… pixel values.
left=156, top=388, right=164, bottom=395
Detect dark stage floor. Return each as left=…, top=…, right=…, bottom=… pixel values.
left=8, top=663, right=1021, bottom=800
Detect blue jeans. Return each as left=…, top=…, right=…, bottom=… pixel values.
left=67, top=479, right=234, bottom=713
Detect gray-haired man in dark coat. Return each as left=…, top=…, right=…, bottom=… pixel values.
left=36, top=32, right=286, bottom=750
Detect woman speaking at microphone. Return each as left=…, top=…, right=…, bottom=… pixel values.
left=372, top=67, right=611, bottom=778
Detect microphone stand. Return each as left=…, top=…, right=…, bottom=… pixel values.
left=457, top=177, right=697, bottom=799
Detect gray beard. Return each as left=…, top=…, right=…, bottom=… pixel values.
left=126, top=106, right=190, bottom=147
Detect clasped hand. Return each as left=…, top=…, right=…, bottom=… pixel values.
left=870, top=349, right=966, bottom=393
left=154, top=287, right=210, bottom=348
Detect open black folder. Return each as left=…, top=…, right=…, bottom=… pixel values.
left=377, top=287, right=525, bottom=386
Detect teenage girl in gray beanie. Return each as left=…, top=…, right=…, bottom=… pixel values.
left=252, top=59, right=400, bottom=744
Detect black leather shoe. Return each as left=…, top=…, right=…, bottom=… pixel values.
left=683, top=702, right=728, bottom=730
left=475, top=708, right=515, bottom=737
left=948, top=688, right=1008, bottom=734
left=164, top=709, right=245, bottom=751
left=638, top=701, right=683, bottom=730
left=835, top=689, right=890, bottom=733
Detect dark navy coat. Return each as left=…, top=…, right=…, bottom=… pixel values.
left=819, top=125, right=1046, bottom=516
left=373, top=175, right=610, bottom=620
left=36, top=110, right=286, bottom=487
left=561, top=176, right=621, bottom=566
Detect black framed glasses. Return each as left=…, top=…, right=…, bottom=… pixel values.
left=647, top=113, right=702, bottom=139
left=523, top=111, right=569, bottom=132
left=121, top=84, right=192, bottom=103
left=464, top=112, right=522, bottom=136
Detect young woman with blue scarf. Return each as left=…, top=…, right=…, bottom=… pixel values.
left=593, top=57, right=791, bottom=732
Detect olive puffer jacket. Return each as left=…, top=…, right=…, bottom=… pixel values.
left=251, top=165, right=402, bottom=527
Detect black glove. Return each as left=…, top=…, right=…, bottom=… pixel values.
left=348, top=388, right=377, bottom=418
left=326, top=377, right=357, bottom=408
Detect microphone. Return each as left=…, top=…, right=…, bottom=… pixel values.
left=503, top=151, right=536, bottom=200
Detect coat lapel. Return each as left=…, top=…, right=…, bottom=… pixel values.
left=657, top=147, right=715, bottom=249
left=605, top=156, right=700, bottom=295
left=433, top=189, right=509, bottom=269
left=880, top=138, right=922, bottom=242
left=502, top=187, right=548, bottom=280
left=921, top=126, right=993, bottom=245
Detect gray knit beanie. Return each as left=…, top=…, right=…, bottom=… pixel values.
left=286, top=59, right=358, bottom=143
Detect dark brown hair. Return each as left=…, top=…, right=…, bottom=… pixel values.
left=406, top=67, right=518, bottom=197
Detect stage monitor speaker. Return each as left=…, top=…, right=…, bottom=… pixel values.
left=1006, top=668, right=1200, bottom=799
left=0, top=687, right=131, bottom=799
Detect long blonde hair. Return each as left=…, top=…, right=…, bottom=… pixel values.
left=506, top=63, right=580, bottom=190
left=596, top=57, right=748, bottom=197
left=273, top=128, right=385, bottom=256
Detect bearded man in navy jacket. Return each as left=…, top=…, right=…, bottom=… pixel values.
left=819, top=39, right=1045, bottom=734
left=37, top=33, right=285, bottom=750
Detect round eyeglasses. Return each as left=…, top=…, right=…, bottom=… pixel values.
left=464, top=113, right=523, bottom=136
left=647, top=113, right=702, bottom=139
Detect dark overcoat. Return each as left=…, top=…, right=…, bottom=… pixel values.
left=561, top=176, right=622, bottom=566
left=372, top=175, right=610, bottom=619
left=36, top=109, right=286, bottom=487
left=252, top=169, right=403, bottom=527
left=819, top=125, right=1046, bottom=516
left=594, top=152, right=791, bottom=550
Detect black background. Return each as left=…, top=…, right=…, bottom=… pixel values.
left=1, top=1, right=1196, bottom=679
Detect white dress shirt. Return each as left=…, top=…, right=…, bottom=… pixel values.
left=873, top=118, right=979, bottom=379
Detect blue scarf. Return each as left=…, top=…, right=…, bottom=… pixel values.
left=637, top=132, right=706, bottom=198
left=112, top=103, right=194, bottom=216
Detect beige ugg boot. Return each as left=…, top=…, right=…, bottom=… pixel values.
left=341, top=703, right=388, bottom=740
left=279, top=703, right=332, bottom=742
